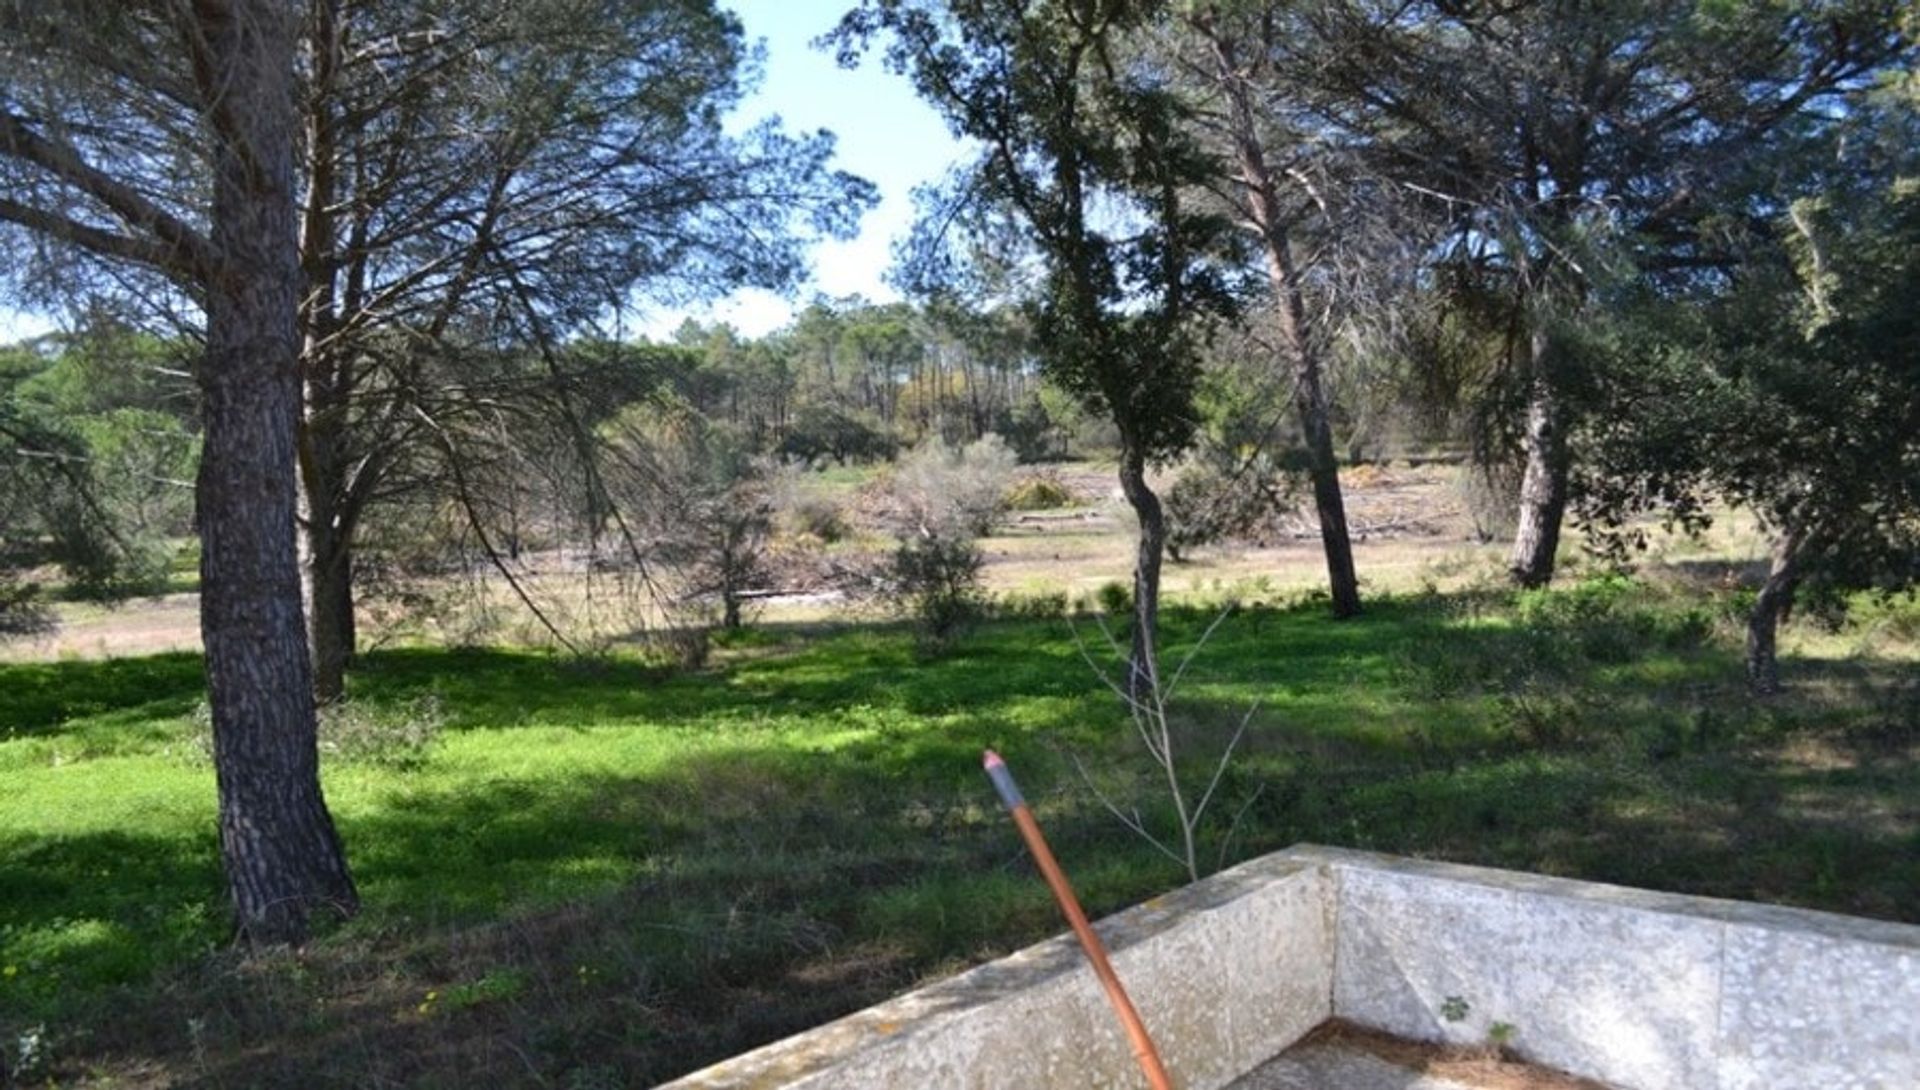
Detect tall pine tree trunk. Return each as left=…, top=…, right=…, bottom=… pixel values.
left=1206, top=24, right=1360, bottom=618
left=198, top=0, right=357, bottom=945
left=1508, top=327, right=1571, bottom=587
left=1746, top=528, right=1808, bottom=696
left=298, top=0, right=355, bottom=706
left=1118, top=446, right=1165, bottom=702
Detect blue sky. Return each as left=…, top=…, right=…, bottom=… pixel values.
left=655, top=1, right=968, bottom=337
left=0, top=0, right=961, bottom=344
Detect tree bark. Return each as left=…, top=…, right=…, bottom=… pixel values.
left=297, top=0, right=355, bottom=705
left=1118, top=446, right=1165, bottom=703
left=197, top=0, right=358, bottom=945
left=1508, top=327, right=1571, bottom=588
left=1746, top=528, right=1808, bottom=696
left=1204, top=22, right=1361, bottom=618
left=1272, top=240, right=1361, bottom=618
left=304, top=509, right=355, bottom=703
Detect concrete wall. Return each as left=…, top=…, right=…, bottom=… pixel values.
left=656, top=853, right=1334, bottom=1090
left=1288, top=846, right=1920, bottom=1090
left=657, top=846, right=1920, bottom=1090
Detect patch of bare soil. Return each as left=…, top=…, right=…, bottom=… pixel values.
left=1306, top=1021, right=1617, bottom=1090
left=0, top=592, right=202, bottom=662
left=1, top=462, right=1485, bottom=662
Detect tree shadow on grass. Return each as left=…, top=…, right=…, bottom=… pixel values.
left=0, top=827, right=223, bottom=1010
left=0, top=652, right=203, bottom=740
left=341, top=602, right=1427, bottom=740
left=20, top=739, right=1179, bottom=1088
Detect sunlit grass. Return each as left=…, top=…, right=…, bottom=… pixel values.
left=1, top=579, right=1915, bottom=1086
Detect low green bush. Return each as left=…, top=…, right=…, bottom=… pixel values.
left=1003, top=475, right=1075, bottom=511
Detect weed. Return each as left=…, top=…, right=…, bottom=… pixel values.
left=185, top=693, right=445, bottom=770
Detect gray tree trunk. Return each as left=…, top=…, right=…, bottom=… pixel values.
left=1508, top=328, right=1571, bottom=588
left=1746, top=528, right=1808, bottom=696
left=1118, top=447, right=1165, bottom=703
left=198, top=0, right=357, bottom=944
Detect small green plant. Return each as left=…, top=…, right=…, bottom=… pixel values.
left=1095, top=580, right=1132, bottom=617
left=439, top=968, right=527, bottom=1012
left=1440, top=995, right=1471, bottom=1022
left=1070, top=607, right=1263, bottom=882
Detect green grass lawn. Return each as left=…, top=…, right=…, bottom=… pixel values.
left=2, top=580, right=1916, bottom=1087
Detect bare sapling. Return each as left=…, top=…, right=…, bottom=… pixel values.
left=1069, top=606, right=1263, bottom=883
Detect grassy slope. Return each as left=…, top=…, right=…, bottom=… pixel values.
left=2, top=582, right=1916, bottom=1087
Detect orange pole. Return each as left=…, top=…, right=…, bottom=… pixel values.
left=983, top=749, right=1174, bottom=1090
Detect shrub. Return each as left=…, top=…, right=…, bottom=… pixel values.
left=1004, top=474, right=1075, bottom=511
left=320, top=695, right=444, bottom=768
left=0, top=573, right=54, bottom=640
left=1516, top=574, right=1712, bottom=661
left=994, top=392, right=1069, bottom=463
left=1164, top=461, right=1293, bottom=561
left=778, top=484, right=849, bottom=544
left=993, top=589, right=1070, bottom=619
left=640, top=625, right=712, bottom=671
left=889, top=533, right=984, bottom=647
left=887, top=434, right=1018, bottom=538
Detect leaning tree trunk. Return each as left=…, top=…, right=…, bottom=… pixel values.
left=1747, top=528, right=1809, bottom=696
left=197, top=0, right=358, bottom=945
left=1118, top=446, right=1166, bottom=703
left=1508, top=327, right=1571, bottom=588
left=1208, top=36, right=1361, bottom=618
left=1272, top=248, right=1361, bottom=619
